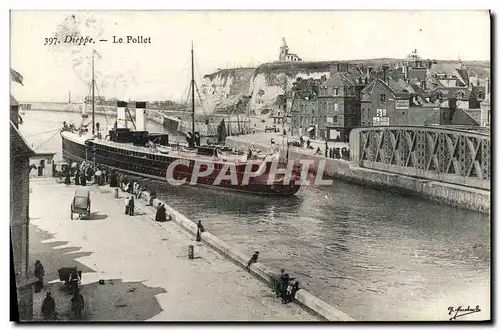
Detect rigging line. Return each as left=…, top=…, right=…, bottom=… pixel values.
left=94, top=83, right=109, bottom=125
left=178, top=83, right=190, bottom=109
left=33, top=129, right=61, bottom=151
left=194, top=54, right=205, bottom=90
left=25, top=128, right=61, bottom=138
left=194, top=82, right=208, bottom=117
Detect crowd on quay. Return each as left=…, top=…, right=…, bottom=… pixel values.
left=56, top=160, right=171, bottom=222
left=285, top=136, right=350, bottom=160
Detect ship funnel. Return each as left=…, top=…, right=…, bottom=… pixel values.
left=135, top=102, right=146, bottom=131
left=117, top=101, right=128, bottom=128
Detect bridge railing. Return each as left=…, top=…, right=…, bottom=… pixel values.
left=349, top=126, right=490, bottom=190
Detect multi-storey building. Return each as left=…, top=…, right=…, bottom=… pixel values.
left=360, top=78, right=451, bottom=127
left=289, top=78, right=320, bottom=137
left=316, top=63, right=366, bottom=142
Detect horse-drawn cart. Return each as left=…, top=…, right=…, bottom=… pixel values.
left=71, top=188, right=91, bottom=220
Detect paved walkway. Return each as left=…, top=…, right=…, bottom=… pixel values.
left=29, top=178, right=318, bottom=321
left=228, top=132, right=349, bottom=154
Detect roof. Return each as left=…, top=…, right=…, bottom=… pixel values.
left=32, top=151, right=57, bottom=157
left=408, top=67, right=427, bottom=81
left=10, top=94, right=18, bottom=106
left=287, top=53, right=301, bottom=59
left=435, top=87, right=470, bottom=100
left=428, top=62, right=462, bottom=74
left=325, top=71, right=365, bottom=88
left=455, top=68, right=469, bottom=86
left=360, top=78, right=394, bottom=96
left=10, top=121, right=35, bottom=159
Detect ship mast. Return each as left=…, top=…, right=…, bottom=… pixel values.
left=92, top=50, right=95, bottom=136
left=191, top=42, right=195, bottom=147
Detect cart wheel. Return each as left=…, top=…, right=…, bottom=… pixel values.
left=70, top=211, right=73, bottom=220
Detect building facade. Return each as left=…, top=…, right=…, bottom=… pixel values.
left=317, top=66, right=365, bottom=142
left=480, top=94, right=490, bottom=127
left=360, top=78, right=447, bottom=127
left=10, top=95, right=37, bottom=321
left=289, top=78, right=320, bottom=137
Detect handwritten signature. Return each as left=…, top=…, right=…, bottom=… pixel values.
left=448, top=305, right=481, bottom=320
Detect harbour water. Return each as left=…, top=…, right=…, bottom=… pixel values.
left=21, top=110, right=490, bottom=321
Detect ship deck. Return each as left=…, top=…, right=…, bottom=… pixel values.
left=62, top=131, right=277, bottom=166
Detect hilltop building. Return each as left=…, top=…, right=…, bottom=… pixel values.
left=279, top=38, right=302, bottom=62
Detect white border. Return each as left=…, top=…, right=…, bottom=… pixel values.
left=2, top=2, right=497, bottom=330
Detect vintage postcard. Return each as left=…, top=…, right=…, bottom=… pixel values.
left=9, top=10, right=491, bottom=322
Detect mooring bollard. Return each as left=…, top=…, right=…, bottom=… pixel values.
left=188, top=245, right=194, bottom=259
left=114, top=187, right=119, bottom=198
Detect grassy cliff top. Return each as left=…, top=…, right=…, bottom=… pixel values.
left=203, top=67, right=256, bottom=80
left=204, top=59, right=490, bottom=79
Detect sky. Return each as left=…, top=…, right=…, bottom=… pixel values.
left=10, top=10, right=491, bottom=103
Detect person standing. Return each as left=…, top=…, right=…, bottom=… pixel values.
left=125, top=196, right=130, bottom=215
left=155, top=203, right=167, bottom=222
left=34, top=260, right=45, bottom=293
left=69, top=267, right=81, bottom=296
left=74, top=170, right=80, bottom=185
left=71, top=288, right=85, bottom=318
left=128, top=196, right=135, bottom=216
left=197, top=220, right=205, bottom=233
left=41, top=292, right=56, bottom=320
left=149, top=189, right=157, bottom=206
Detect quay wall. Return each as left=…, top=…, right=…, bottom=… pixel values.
left=225, top=136, right=490, bottom=214
left=130, top=189, right=354, bottom=321
left=23, top=103, right=166, bottom=126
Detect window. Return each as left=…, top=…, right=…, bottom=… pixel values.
left=334, top=88, right=339, bottom=96
left=380, top=94, right=386, bottom=102
left=334, top=102, right=338, bottom=111
left=333, top=116, right=338, bottom=122
left=312, top=116, right=315, bottom=124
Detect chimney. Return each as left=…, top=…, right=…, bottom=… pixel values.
left=135, top=101, right=146, bottom=131
left=330, top=64, right=338, bottom=77
left=116, top=101, right=128, bottom=128
left=382, top=65, right=390, bottom=84
left=485, top=77, right=489, bottom=96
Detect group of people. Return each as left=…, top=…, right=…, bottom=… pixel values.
left=245, top=253, right=301, bottom=305
left=35, top=260, right=85, bottom=320
left=62, top=121, right=89, bottom=135
left=61, top=161, right=110, bottom=187
left=325, top=143, right=350, bottom=160
left=114, top=171, right=171, bottom=222
left=275, top=269, right=300, bottom=304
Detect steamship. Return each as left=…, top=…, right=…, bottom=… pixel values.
left=60, top=47, right=302, bottom=196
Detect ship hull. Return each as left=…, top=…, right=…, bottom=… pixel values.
left=61, top=132, right=301, bottom=196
